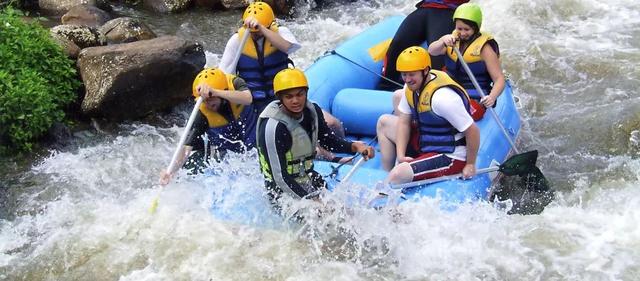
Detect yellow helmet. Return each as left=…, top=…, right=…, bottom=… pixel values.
left=192, top=68, right=227, bottom=98
left=396, top=46, right=431, bottom=72
left=242, top=1, right=275, bottom=31
left=273, top=68, right=308, bottom=95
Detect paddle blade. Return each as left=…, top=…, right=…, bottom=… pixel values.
left=507, top=166, right=554, bottom=215
left=368, top=38, right=392, bottom=62
left=499, top=150, right=539, bottom=176
left=149, top=197, right=159, bottom=214
left=521, top=166, right=551, bottom=192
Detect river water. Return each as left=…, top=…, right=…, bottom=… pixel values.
left=1, top=0, right=640, bottom=280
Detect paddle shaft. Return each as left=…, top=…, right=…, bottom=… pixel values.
left=389, top=166, right=499, bottom=190
left=341, top=157, right=366, bottom=183
left=166, top=97, right=204, bottom=173
left=227, top=30, right=251, bottom=74
left=453, top=47, right=519, bottom=153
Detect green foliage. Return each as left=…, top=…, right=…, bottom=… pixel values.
left=0, top=6, right=80, bottom=152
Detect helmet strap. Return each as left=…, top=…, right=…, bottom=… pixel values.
left=419, top=67, right=431, bottom=91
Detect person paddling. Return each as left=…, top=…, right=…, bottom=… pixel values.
left=159, top=68, right=253, bottom=184
left=219, top=1, right=347, bottom=163
left=428, top=3, right=505, bottom=108
left=256, top=68, right=374, bottom=207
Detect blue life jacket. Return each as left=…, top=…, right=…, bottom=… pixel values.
left=236, top=26, right=291, bottom=111
left=445, top=33, right=497, bottom=100
left=404, top=70, right=472, bottom=153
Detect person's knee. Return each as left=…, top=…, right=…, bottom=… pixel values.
left=388, top=162, right=413, bottom=184
left=376, top=114, right=396, bottom=134
left=322, top=110, right=345, bottom=137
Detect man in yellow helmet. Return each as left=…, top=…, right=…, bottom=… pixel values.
left=219, top=1, right=300, bottom=114
left=219, top=1, right=347, bottom=163
left=376, top=46, right=479, bottom=185
left=256, top=68, right=375, bottom=204
left=159, top=68, right=253, bottom=184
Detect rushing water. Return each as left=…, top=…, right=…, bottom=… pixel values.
left=2, top=0, right=640, bottom=280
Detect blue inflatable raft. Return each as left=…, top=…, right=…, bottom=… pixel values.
left=211, top=16, right=521, bottom=224
left=308, top=16, right=521, bottom=204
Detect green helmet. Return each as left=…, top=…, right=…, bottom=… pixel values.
left=453, top=3, right=483, bottom=29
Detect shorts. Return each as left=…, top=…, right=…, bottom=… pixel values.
left=409, top=152, right=467, bottom=181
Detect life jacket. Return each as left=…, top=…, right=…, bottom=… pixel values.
left=236, top=25, right=291, bottom=103
left=200, top=74, right=256, bottom=152
left=257, top=100, right=318, bottom=195
left=419, top=0, right=468, bottom=9
left=445, top=32, right=496, bottom=100
left=404, top=70, right=472, bottom=153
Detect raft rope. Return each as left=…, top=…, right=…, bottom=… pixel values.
left=328, top=50, right=405, bottom=89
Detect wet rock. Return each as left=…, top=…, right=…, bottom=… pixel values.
left=77, top=36, right=205, bottom=120
left=50, top=24, right=105, bottom=49
left=193, top=0, right=220, bottom=9
left=61, top=4, right=111, bottom=27
left=99, top=17, right=156, bottom=44
left=39, top=0, right=109, bottom=15
left=143, top=0, right=193, bottom=13
left=261, top=0, right=291, bottom=16
left=50, top=32, right=81, bottom=58
left=220, top=0, right=249, bottom=9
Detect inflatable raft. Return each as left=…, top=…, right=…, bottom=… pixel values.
left=211, top=16, right=521, bottom=224
left=308, top=16, right=521, bottom=204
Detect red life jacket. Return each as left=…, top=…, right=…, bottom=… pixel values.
left=419, top=0, right=469, bottom=9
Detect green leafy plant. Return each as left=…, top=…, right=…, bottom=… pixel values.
left=0, top=6, right=80, bottom=153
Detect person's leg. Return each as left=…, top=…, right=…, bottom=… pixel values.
left=425, top=8, right=456, bottom=70
left=385, top=162, right=415, bottom=184
left=316, top=109, right=348, bottom=163
left=392, top=88, right=404, bottom=115
left=376, top=114, right=399, bottom=171
left=381, top=8, right=429, bottom=89
left=321, top=109, right=345, bottom=138
left=386, top=152, right=466, bottom=185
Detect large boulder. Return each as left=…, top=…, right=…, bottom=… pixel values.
left=220, top=0, right=248, bottom=9
left=77, top=36, right=205, bottom=120
left=61, top=4, right=111, bottom=27
left=50, top=32, right=82, bottom=58
left=39, top=0, right=108, bottom=15
left=143, top=0, right=192, bottom=13
left=193, top=0, right=219, bottom=9
left=99, top=17, right=156, bottom=44
left=50, top=24, right=105, bottom=49
left=260, top=0, right=291, bottom=16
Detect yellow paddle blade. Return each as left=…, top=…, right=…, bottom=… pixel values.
left=368, top=38, right=392, bottom=62
left=149, top=197, right=159, bottom=214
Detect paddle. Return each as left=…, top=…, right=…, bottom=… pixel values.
left=452, top=46, right=518, bottom=153
left=451, top=46, right=554, bottom=214
left=390, top=150, right=547, bottom=191
left=149, top=27, right=251, bottom=214
left=388, top=150, right=553, bottom=214
left=149, top=97, right=204, bottom=213
left=340, top=157, right=366, bottom=184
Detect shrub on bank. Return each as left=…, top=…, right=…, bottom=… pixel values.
left=0, top=6, right=80, bottom=153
